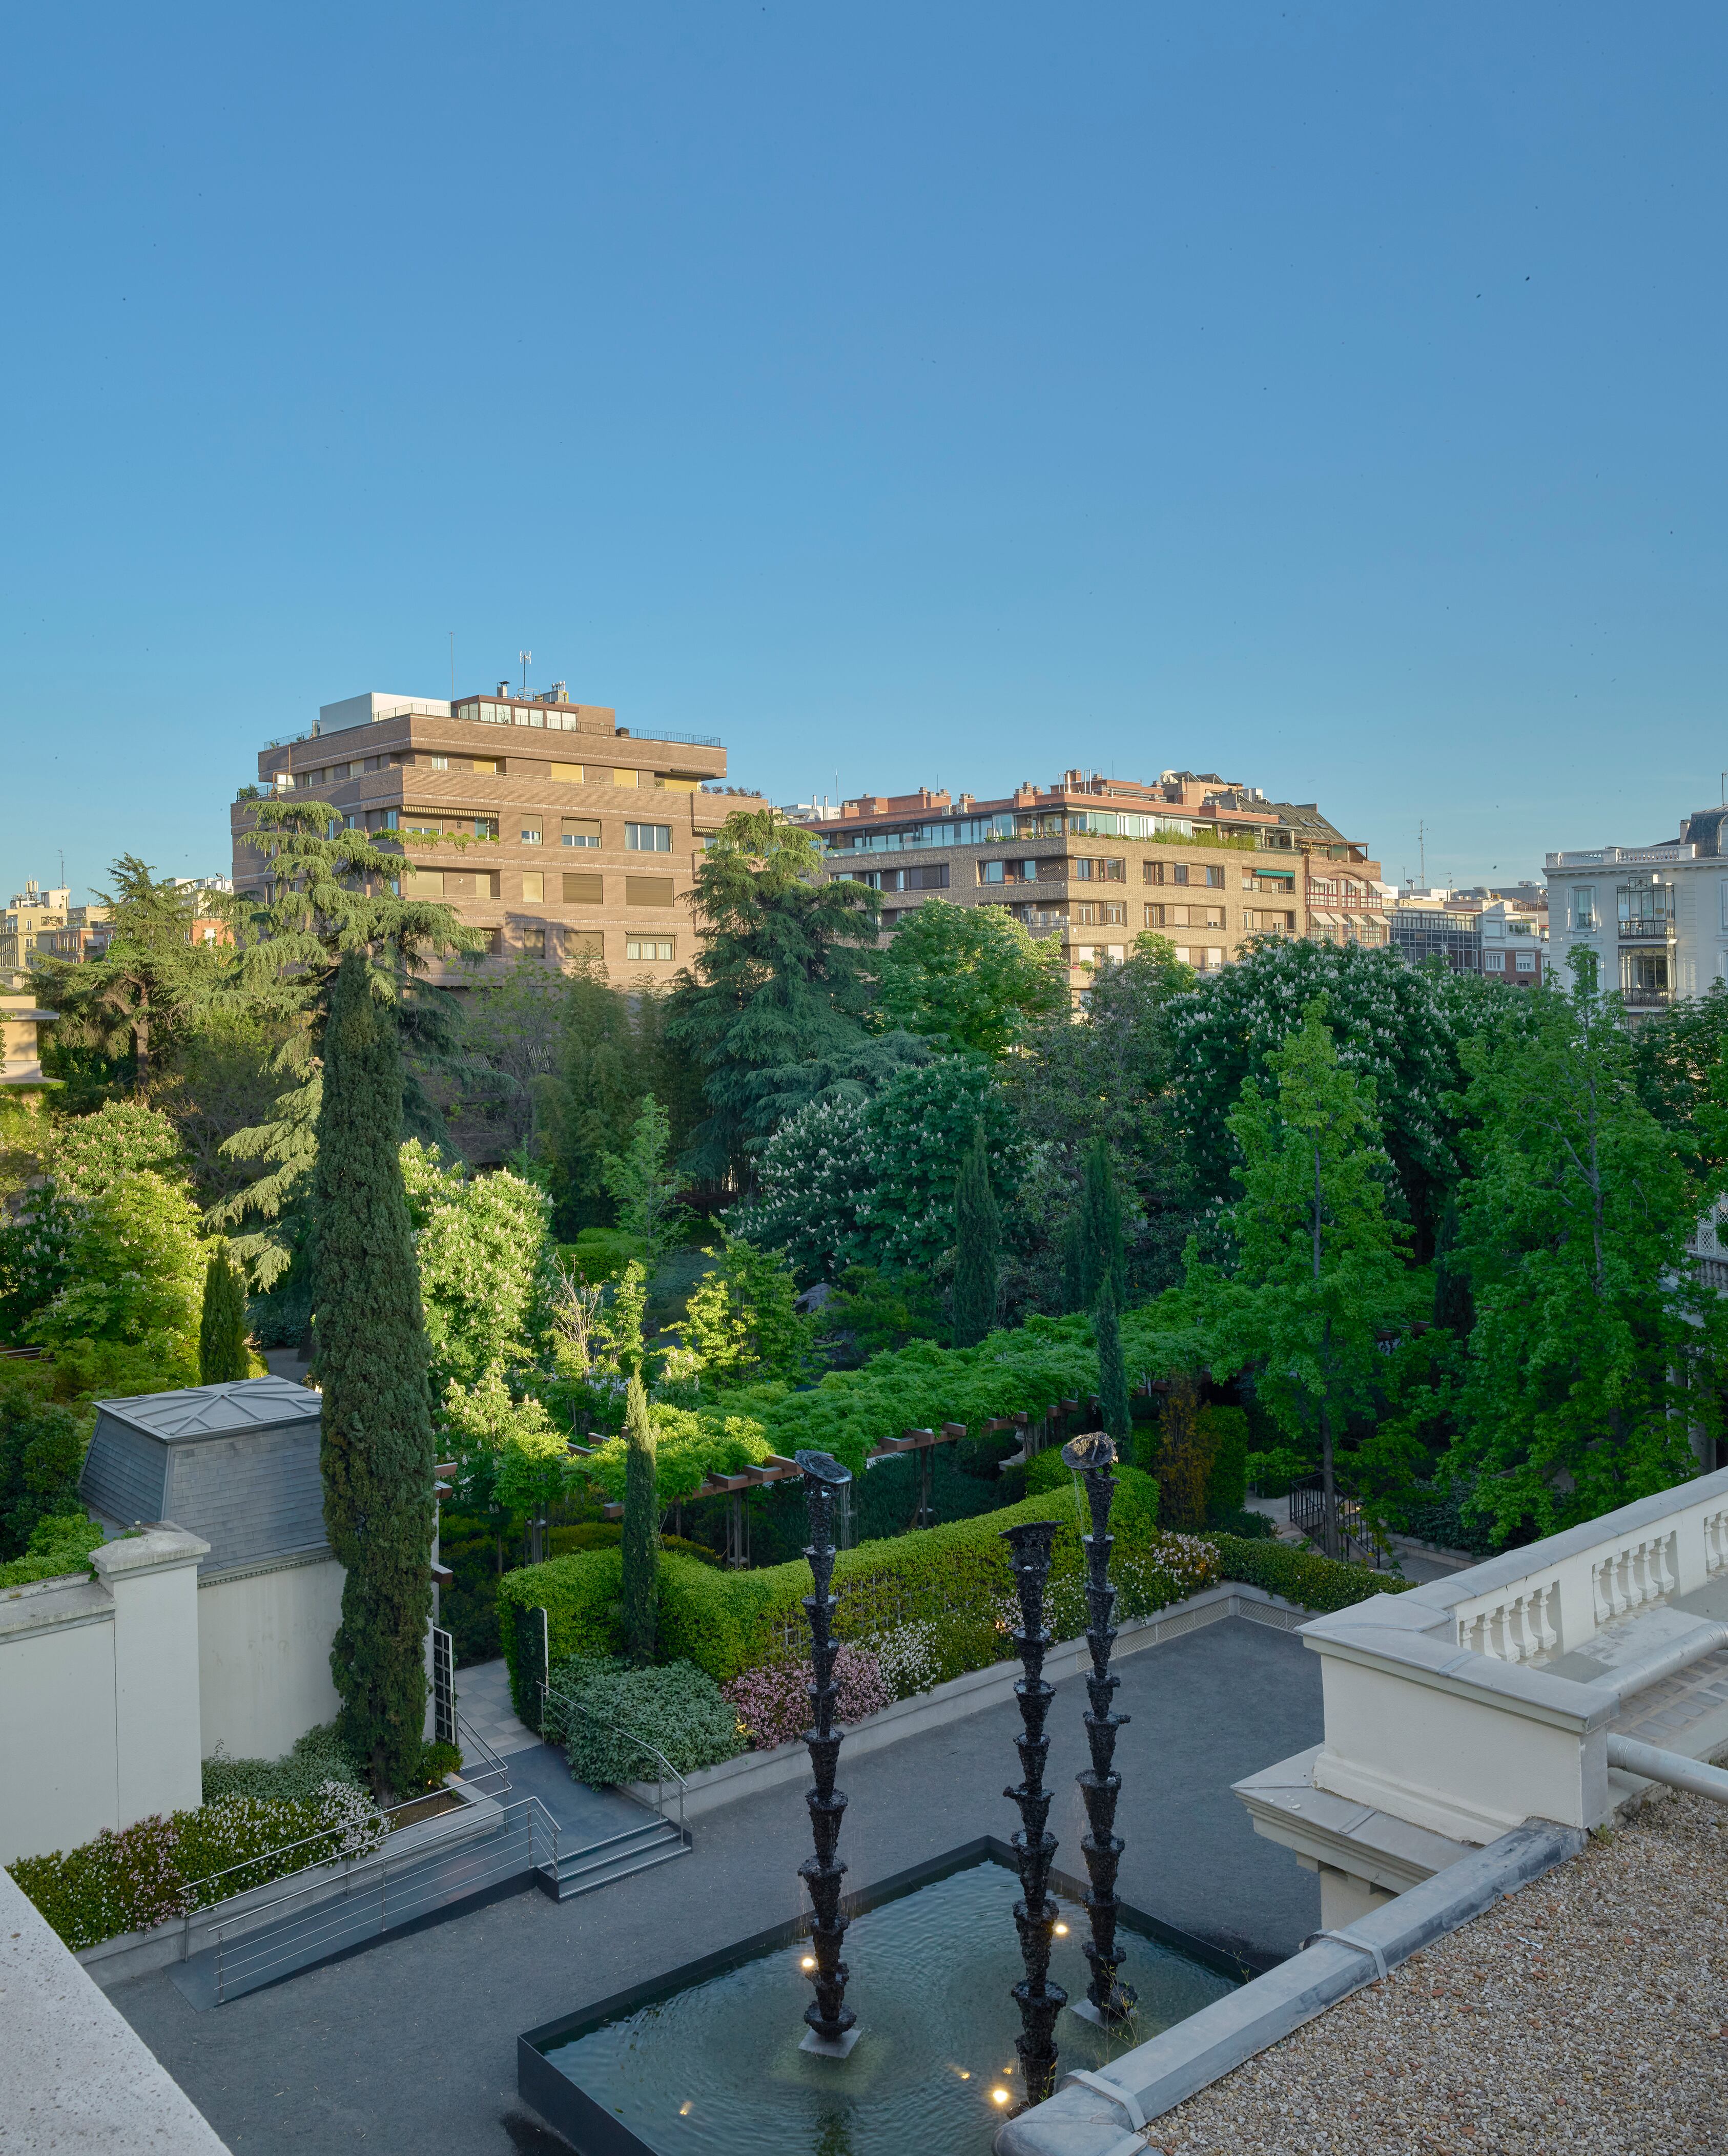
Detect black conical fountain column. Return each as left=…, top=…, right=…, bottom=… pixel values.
left=1061, top=1433, right=1137, bottom=2025
left=1001, top=1518, right=1065, bottom=2108
left=795, top=1448, right=860, bottom=2058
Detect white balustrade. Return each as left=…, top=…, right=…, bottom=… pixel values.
left=1591, top=1532, right=1678, bottom=1626
left=1454, top=1578, right=1562, bottom=1664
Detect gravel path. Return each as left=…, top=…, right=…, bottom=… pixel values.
left=1144, top=1790, right=1728, bottom=2155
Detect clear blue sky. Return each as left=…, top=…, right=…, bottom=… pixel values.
left=4, top=2, right=1724, bottom=902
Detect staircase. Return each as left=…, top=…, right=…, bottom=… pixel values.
left=537, top=1812, right=690, bottom=1900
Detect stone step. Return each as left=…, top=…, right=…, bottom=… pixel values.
left=540, top=1819, right=689, bottom=1900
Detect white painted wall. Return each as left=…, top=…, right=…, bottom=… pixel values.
left=0, top=1529, right=207, bottom=1868
left=0, top=1588, right=122, bottom=1865
left=199, top=1554, right=344, bottom=1760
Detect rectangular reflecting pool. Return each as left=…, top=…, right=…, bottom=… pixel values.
left=519, top=1843, right=1244, bottom=2156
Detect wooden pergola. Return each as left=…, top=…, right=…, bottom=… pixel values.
left=569, top=1399, right=1102, bottom=1567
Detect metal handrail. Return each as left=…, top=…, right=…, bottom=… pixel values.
left=181, top=1785, right=442, bottom=1910
left=541, top=1685, right=690, bottom=1845
left=453, top=1709, right=512, bottom=1799
left=207, top=1793, right=563, bottom=2002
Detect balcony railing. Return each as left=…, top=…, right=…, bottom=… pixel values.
left=1548, top=843, right=1697, bottom=868
left=1621, top=986, right=1671, bottom=1006
left=1617, top=919, right=1675, bottom=943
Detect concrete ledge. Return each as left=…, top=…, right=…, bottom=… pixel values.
left=76, top=1776, right=500, bottom=1991
left=1, top=1867, right=230, bottom=2152
left=992, top=1816, right=1584, bottom=2156
left=1236, top=1743, right=1475, bottom=1898
left=625, top=1584, right=1310, bottom=1819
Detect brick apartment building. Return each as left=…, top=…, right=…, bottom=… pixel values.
left=800, top=769, right=1387, bottom=986
left=234, top=689, right=763, bottom=980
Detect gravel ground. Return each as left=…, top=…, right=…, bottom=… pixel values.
left=1144, top=1790, right=1728, bottom=2155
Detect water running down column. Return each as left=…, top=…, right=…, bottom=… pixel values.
left=1062, top=1432, right=1137, bottom=2025
left=795, top=1448, right=859, bottom=2057
left=1001, top=1517, right=1065, bottom=2107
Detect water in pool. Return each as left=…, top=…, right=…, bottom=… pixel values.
left=536, top=1857, right=1239, bottom=2156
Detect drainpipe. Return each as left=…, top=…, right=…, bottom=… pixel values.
left=1604, top=1735, right=1728, bottom=1802
left=1587, top=1620, right=1728, bottom=1704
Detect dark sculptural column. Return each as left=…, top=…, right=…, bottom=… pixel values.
left=795, top=1449, right=859, bottom=2057
left=1062, top=1433, right=1137, bottom=2025
left=1001, top=1518, right=1065, bottom=2107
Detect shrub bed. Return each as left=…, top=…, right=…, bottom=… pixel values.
left=499, top=1468, right=1205, bottom=1714
left=1201, top=1533, right=1410, bottom=1614
left=0, top=1512, right=105, bottom=1590
left=200, top=1723, right=362, bottom=1805
left=8, top=1782, right=388, bottom=1953
left=724, top=1643, right=893, bottom=1750
left=542, top=1658, right=746, bottom=1784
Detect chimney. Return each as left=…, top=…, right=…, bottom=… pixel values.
left=496, top=680, right=510, bottom=696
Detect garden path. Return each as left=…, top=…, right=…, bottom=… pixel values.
left=457, top=1656, right=543, bottom=1759
left=111, top=1616, right=1322, bottom=2156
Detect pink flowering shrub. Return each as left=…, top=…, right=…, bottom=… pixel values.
left=724, top=1644, right=893, bottom=1751
left=8, top=1815, right=189, bottom=1952
left=7, top=1784, right=389, bottom=1953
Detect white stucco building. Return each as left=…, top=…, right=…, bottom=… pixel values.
left=1545, top=804, right=1728, bottom=1017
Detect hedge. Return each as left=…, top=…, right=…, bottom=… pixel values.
left=498, top=1467, right=1209, bottom=1715
left=1201, top=1533, right=1410, bottom=1615
left=499, top=1477, right=1411, bottom=1722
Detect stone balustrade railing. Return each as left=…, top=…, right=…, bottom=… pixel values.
left=1283, top=1466, right=1728, bottom=1851
left=1445, top=1480, right=1728, bottom=1668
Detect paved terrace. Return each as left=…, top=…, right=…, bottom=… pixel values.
left=112, top=1617, right=1321, bottom=2154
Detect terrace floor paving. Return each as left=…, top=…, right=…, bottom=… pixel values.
left=109, top=1616, right=1322, bottom=2156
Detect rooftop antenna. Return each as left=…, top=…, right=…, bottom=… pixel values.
left=449, top=632, right=456, bottom=698
left=1417, top=819, right=1427, bottom=889
left=519, top=649, right=532, bottom=695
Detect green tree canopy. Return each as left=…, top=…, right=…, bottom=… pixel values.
left=1007, top=932, right=1196, bottom=1296
left=198, top=1238, right=251, bottom=1384
left=665, top=808, right=887, bottom=1183
left=1190, top=998, right=1417, bottom=1556
left=950, top=1122, right=1000, bottom=1348
left=400, top=1140, right=556, bottom=1397
left=1451, top=963, right=1720, bottom=1541
left=681, top=1232, right=814, bottom=1386
left=736, top=1054, right=1017, bottom=1281
left=31, top=856, right=226, bottom=1090
left=600, top=1094, right=693, bottom=1276
left=26, top=1170, right=204, bottom=1378
left=1172, top=940, right=1469, bottom=1259
left=50, top=1100, right=183, bottom=1200
left=211, top=799, right=475, bottom=1286
left=878, top=899, right=1067, bottom=1058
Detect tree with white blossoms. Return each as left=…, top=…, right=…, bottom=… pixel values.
left=734, top=1056, right=1017, bottom=1282
left=400, top=1140, right=557, bottom=1397
left=1172, top=939, right=1473, bottom=1261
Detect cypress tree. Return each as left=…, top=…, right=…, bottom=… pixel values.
left=1070, top=1136, right=1126, bottom=1313
left=198, top=1239, right=251, bottom=1384
left=951, top=1122, right=1000, bottom=1349
left=1095, top=1276, right=1131, bottom=1446
left=620, top=1372, right=659, bottom=1664
left=314, top=951, right=436, bottom=1800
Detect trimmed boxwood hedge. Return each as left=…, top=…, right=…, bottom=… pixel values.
left=495, top=1474, right=1406, bottom=1724
left=1201, top=1532, right=1410, bottom=1615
